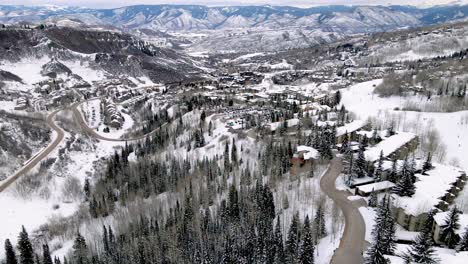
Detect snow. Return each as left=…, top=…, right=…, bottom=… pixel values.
left=231, top=52, right=264, bottom=62
left=359, top=207, right=377, bottom=243
left=340, top=79, right=468, bottom=171
left=79, top=100, right=135, bottom=140
left=0, top=100, right=16, bottom=112
left=269, top=118, right=299, bottom=131
left=434, top=211, right=468, bottom=235
left=393, top=163, right=464, bottom=216
left=297, top=145, right=319, bottom=160
left=364, top=132, right=417, bottom=162
left=357, top=181, right=396, bottom=194
left=395, top=224, right=419, bottom=241
left=336, top=120, right=367, bottom=137
left=348, top=195, right=365, bottom=201
left=0, top=127, right=125, bottom=260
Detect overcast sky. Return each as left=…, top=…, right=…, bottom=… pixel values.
left=0, top=0, right=455, bottom=9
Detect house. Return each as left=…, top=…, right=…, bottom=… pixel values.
left=291, top=145, right=319, bottom=175
left=392, top=164, right=467, bottom=231
left=364, top=132, right=419, bottom=163
left=336, top=120, right=369, bottom=143
left=103, top=99, right=124, bottom=128
left=433, top=211, right=468, bottom=245
left=14, top=98, right=28, bottom=110
left=355, top=181, right=395, bottom=196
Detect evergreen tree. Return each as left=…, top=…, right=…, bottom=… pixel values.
left=458, top=227, right=468, bottom=251
left=441, top=207, right=461, bottom=249
left=313, top=203, right=327, bottom=241
left=374, top=151, right=384, bottom=181
left=354, top=143, right=367, bottom=178
left=366, top=196, right=395, bottom=264
left=17, top=226, right=34, bottom=264
left=4, top=238, right=18, bottom=264
left=72, top=232, right=88, bottom=264
left=365, top=229, right=387, bottom=264
left=274, top=218, right=285, bottom=264
left=388, top=158, right=398, bottom=183
left=407, top=211, right=438, bottom=263
left=286, top=213, right=300, bottom=263
left=42, top=244, right=53, bottom=264
left=392, top=158, right=415, bottom=197
left=299, top=216, right=315, bottom=264
left=340, top=132, right=350, bottom=154
left=422, top=153, right=433, bottom=174
left=368, top=189, right=378, bottom=207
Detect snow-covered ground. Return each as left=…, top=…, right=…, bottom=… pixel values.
left=340, top=79, right=468, bottom=170
left=79, top=100, right=135, bottom=140
left=0, top=130, right=124, bottom=260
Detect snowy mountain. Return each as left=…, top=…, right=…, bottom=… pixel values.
left=1, top=4, right=468, bottom=33
left=0, top=27, right=202, bottom=83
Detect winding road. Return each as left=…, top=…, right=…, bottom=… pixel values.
left=0, top=110, right=65, bottom=192
left=0, top=99, right=167, bottom=193
left=320, top=157, right=367, bottom=264
left=71, top=100, right=166, bottom=142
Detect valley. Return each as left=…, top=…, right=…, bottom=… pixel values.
left=1, top=2, right=468, bottom=264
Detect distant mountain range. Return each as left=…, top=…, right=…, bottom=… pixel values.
left=0, top=4, right=468, bottom=33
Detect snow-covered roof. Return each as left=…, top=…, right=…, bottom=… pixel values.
left=296, top=145, right=319, bottom=160
left=364, top=132, right=417, bottom=162
left=336, top=120, right=367, bottom=137
left=434, top=212, right=468, bottom=235
left=357, top=180, right=396, bottom=194
left=393, top=164, right=465, bottom=216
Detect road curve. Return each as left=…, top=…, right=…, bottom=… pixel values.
left=71, top=100, right=166, bottom=142
left=320, top=157, right=367, bottom=264
left=0, top=110, right=65, bottom=193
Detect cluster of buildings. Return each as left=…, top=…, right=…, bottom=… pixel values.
left=102, top=99, right=124, bottom=128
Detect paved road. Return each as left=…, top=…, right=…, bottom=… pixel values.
left=320, top=157, right=367, bottom=264
left=0, top=110, right=65, bottom=193
left=71, top=100, right=166, bottom=142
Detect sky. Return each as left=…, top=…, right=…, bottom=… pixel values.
left=0, top=0, right=461, bottom=9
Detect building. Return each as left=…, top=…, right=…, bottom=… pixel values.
left=103, top=99, right=124, bottom=128
left=355, top=181, right=395, bottom=196
left=364, top=132, right=419, bottom=163
left=290, top=145, right=319, bottom=175
left=433, top=211, right=468, bottom=245
left=336, top=120, right=369, bottom=144
left=392, top=164, right=467, bottom=231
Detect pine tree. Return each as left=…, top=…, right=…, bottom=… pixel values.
left=299, top=216, right=315, bottom=264
left=381, top=196, right=396, bottom=255
left=366, top=196, right=395, bottom=264
left=422, top=153, right=433, bottom=174
left=354, top=143, right=367, bottom=178
left=231, top=138, right=238, bottom=165
left=407, top=211, right=438, bottom=263
left=17, top=226, right=34, bottom=264
left=72, top=232, right=88, bottom=264
left=286, top=213, right=300, bottom=263
left=4, top=238, right=18, bottom=264
left=368, top=189, right=378, bottom=207
left=314, top=203, right=327, bottom=242
left=340, top=132, right=349, bottom=154
left=374, top=151, right=384, bottom=181
left=365, top=229, right=387, bottom=264
left=458, top=227, right=468, bottom=251
left=42, top=244, right=53, bottom=264
left=388, top=158, right=398, bottom=183
left=441, top=207, right=461, bottom=249
left=392, top=158, right=415, bottom=197
left=274, top=218, right=285, bottom=264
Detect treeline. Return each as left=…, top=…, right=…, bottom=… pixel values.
left=4, top=183, right=325, bottom=264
